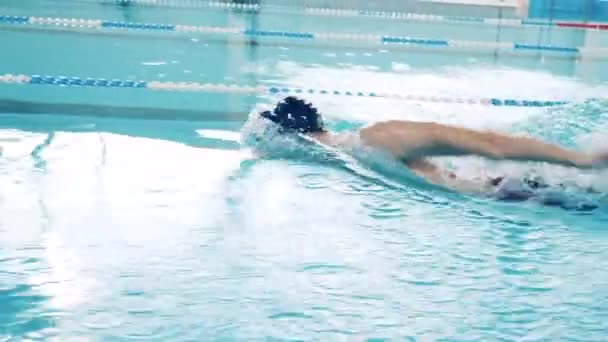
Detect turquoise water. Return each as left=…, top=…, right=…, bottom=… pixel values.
left=2, top=1, right=608, bottom=341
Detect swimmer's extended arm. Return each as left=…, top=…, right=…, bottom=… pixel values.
left=360, top=121, right=604, bottom=169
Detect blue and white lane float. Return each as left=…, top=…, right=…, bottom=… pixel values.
left=105, top=0, right=608, bottom=32
left=0, top=74, right=571, bottom=107
left=0, top=14, right=599, bottom=55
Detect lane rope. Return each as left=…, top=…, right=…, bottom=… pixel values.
left=0, top=73, right=572, bottom=107
left=0, top=14, right=598, bottom=55
left=106, top=0, right=608, bottom=32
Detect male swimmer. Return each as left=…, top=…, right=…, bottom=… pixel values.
left=259, top=96, right=608, bottom=210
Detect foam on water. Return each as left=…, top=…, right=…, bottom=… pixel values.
left=266, top=61, right=608, bottom=128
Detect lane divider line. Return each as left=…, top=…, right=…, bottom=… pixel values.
left=0, top=15, right=597, bottom=56
left=105, top=0, right=608, bottom=32
left=0, top=73, right=572, bottom=107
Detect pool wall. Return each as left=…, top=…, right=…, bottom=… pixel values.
left=529, top=0, right=608, bottom=21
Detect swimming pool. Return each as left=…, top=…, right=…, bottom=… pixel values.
left=2, top=1, right=608, bottom=340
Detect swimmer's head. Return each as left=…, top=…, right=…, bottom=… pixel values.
left=259, top=96, right=325, bottom=134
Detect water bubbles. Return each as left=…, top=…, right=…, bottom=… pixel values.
left=240, top=106, right=328, bottom=161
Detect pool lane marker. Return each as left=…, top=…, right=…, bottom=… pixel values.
left=0, top=73, right=570, bottom=107
left=0, top=14, right=595, bottom=55
left=107, top=0, right=608, bottom=32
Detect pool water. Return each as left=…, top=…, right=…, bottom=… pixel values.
left=2, top=1, right=608, bottom=341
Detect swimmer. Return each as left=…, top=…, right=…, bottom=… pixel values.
left=259, top=96, right=608, bottom=209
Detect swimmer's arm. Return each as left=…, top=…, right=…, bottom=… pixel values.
left=435, top=128, right=595, bottom=168
left=361, top=121, right=597, bottom=168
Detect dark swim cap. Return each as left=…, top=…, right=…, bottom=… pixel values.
left=260, top=96, right=325, bottom=134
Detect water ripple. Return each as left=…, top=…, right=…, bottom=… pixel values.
left=503, top=276, right=559, bottom=293
left=81, top=310, right=125, bottom=330
left=332, top=179, right=386, bottom=195
left=501, top=263, right=539, bottom=276
left=297, top=172, right=331, bottom=189
left=297, top=263, right=360, bottom=275
left=362, top=197, right=406, bottom=219
left=269, top=312, right=314, bottom=320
